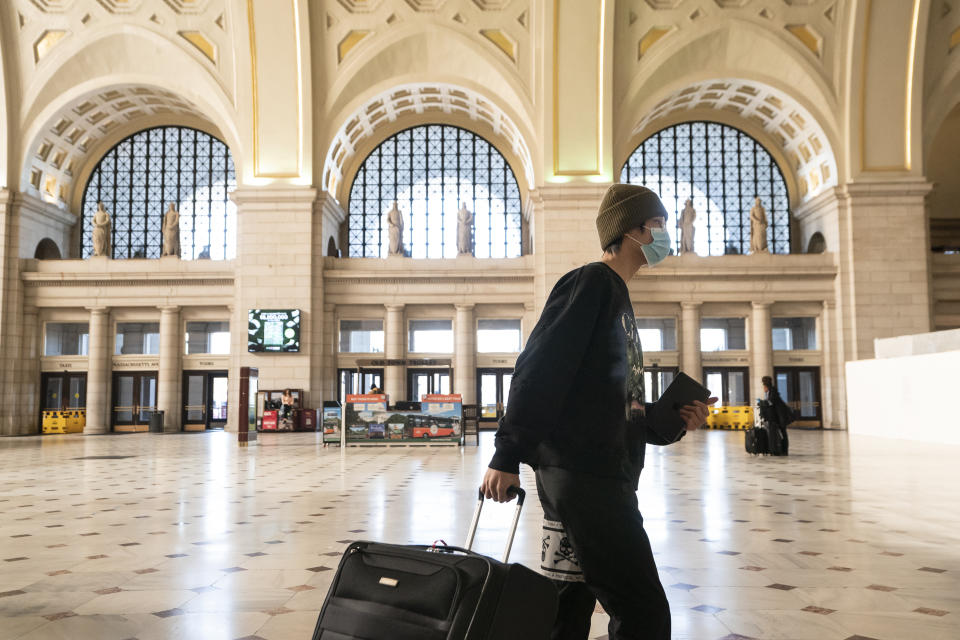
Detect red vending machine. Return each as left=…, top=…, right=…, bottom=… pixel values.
left=261, top=410, right=278, bottom=431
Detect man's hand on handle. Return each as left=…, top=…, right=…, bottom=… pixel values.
left=679, top=397, right=719, bottom=431
left=481, top=468, right=521, bottom=503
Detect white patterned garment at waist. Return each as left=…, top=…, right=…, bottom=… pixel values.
left=540, top=519, right=584, bottom=582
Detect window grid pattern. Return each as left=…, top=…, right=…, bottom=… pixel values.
left=348, top=125, right=523, bottom=259
left=81, top=126, right=237, bottom=260
left=620, top=122, right=791, bottom=255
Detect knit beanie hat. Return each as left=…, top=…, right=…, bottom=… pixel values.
left=596, top=184, right=668, bottom=250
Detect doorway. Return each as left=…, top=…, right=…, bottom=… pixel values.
left=182, top=370, right=229, bottom=431
left=408, top=368, right=451, bottom=401
left=41, top=372, right=87, bottom=411
left=337, top=368, right=384, bottom=403
left=702, top=367, right=750, bottom=407
left=112, top=372, right=157, bottom=432
left=774, top=366, right=822, bottom=428
left=477, top=368, right=513, bottom=426
left=643, top=367, right=677, bottom=403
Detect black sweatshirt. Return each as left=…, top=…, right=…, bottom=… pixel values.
left=489, top=262, right=684, bottom=486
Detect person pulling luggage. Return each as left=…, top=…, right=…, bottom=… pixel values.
left=761, top=376, right=792, bottom=456
left=481, top=184, right=716, bottom=640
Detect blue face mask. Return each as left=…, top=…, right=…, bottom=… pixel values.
left=626, top=227, right=671, bottom=266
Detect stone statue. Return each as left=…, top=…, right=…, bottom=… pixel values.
left=387, top=201, right=404, bottom=257
left=679, top=199, right=696, bottom=255
left=750, top=197, right=769, bottom=254
left=456, top=202, right=474, bottom=256
left=92, top=202, right=111, bottom=257
left=162, top=203, right=180, bottom=257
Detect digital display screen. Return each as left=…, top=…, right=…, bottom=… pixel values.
left=248, top=309, right=300, bottom=352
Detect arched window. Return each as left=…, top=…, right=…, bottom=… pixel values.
left=347, top=125, right=523, bottom=259
left=81, top=126, right=237, bottom=259
left=620, top=122, right=791, bottom=255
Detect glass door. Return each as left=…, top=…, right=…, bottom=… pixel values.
left=209, top=373, right=228, bottom=429
left=702, top=367, right=750, bottom=407
left=66, top=375, right=86, bottom=409
left=183, top=372, right=207, bottom=431
left=42, top=374, right=64, bottom=411
left=407, top=369, right=451, bottom=401
left=642, top=367, right=677, bottom=404
left=183, top=370, right=229, bottom=431
left=477, top=368, right=513, bottom=426
left=773, top=367, right=822, bottom=427
left=112, top=372, right=157, bottom=432
left=41, top=373, right=87, bottom=411
left=337, top=368, right=384, bottom=403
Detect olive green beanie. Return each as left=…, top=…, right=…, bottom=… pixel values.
left=596, top=184, right=668, bottom=250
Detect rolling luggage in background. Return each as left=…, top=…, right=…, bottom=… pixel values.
left=767, top=423, right=788, bottom=456
left=312, top=487, right=558, bottom=640
left=745, top=426, right=769, bottom=455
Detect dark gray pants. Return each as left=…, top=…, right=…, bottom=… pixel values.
left=536, top=467, right=670, bottom=640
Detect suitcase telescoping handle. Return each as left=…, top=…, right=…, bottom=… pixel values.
left=464, top=486, right=525, bottom=563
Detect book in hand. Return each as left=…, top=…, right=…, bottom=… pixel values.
left=649, top=372, right=712, bottom=441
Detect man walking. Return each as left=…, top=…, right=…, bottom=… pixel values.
left=481, top=183, right=715, bottom=640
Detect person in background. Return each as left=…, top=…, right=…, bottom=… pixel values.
left=761, top=376, right=791, bottom=454
left=368, top=384, right=383, bottom=395
left=280, top=389, right=295, bottom=422
left=481, top=183, right=716, bottom=640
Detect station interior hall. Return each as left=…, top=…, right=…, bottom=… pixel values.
left=0, top=1, right=958, bottom=639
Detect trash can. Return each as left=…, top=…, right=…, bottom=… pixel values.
left=149, top=410, right=164, bottom=433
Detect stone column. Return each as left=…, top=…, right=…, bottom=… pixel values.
left=454, top=304, right=476, bottom=404
left=158, top=305, right=181, bottom=433
left=18, top=308, right=41, bottom=435
left=321, top=304, right=337, bottom=402
left=821, top=299, right=843, bottom=428
left=680, top=302, right=701, bottom=379
left=384, top=304, right=405, bottom=402
left=84, top=307, right=110, bottom=434
left=751, top=302, right=773, bottom=402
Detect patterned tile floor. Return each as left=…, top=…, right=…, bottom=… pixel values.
left=0, top=429, right=957, bottom=640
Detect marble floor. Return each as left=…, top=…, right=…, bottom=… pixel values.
left=0, top=429, right=957, bottom=640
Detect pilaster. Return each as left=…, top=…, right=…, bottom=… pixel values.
left=838, top=180, right=934, bottom=359
left=226, top=185, right=317, bottom=432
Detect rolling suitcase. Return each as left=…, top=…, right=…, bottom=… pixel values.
left=312, top=487, right=558, bottom=640
left=745, top=426, right=769, bottom=455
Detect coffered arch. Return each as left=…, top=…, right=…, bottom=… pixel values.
left=323, top=83, right=536, bottom=205
left=18, top=27, right=241, bottom=210
left=319, top=24, right=537, bottom=198
left=615, top=21, right=840, bottom=205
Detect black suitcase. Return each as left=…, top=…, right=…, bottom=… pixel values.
left=312, top=488, right=558, bottom=640
left=766, top=424, right=788, bottom=456
left=745, top=426, right=769, bottom=455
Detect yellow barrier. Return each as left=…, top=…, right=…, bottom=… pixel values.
left=65, top=410, right=86, bottom=432
left=705, top=405, right=755, bottom=430
left=42, top=410, right=68, bottom=434
left=42, top=409, right=85, bottom=434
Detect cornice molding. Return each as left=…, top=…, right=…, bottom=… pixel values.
left=23, top=278, right=234, bottom=288
left=230, top=186, right=318, bottom=208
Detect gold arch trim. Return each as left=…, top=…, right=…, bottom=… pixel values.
left=552, top=0, right=605, bottom=177
left=859, top=0, right=919, bottom=172
left=247, top=0, right=303, bottom=179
